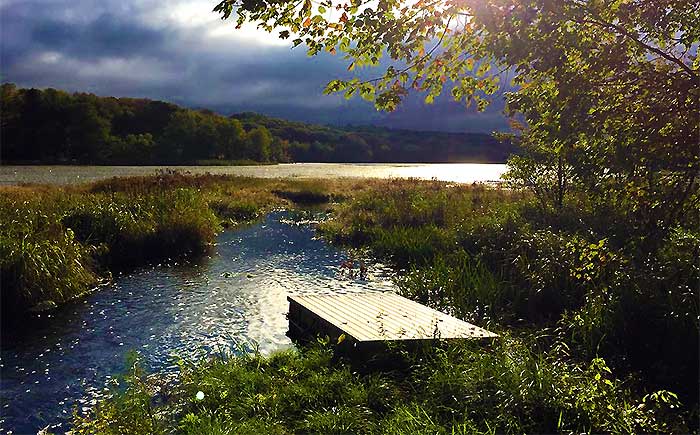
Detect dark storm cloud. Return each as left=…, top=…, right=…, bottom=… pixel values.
left=0, top=0, right=509, bottom=132
left=31, top=13, right=166, bottom=59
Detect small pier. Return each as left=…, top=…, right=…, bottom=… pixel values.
left=287, top=292, right=496, bottom=350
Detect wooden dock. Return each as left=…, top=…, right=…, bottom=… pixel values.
left=287, top=292, right=496, bottom=348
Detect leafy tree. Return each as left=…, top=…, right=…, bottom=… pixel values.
left=66, top=100, right=111, bottom=162
left=499, top=84, right=576, bottom=211
left=0, top=83, right=23, bottom=161
left=246, top=126, right=273, bottom=161
left=215, top=117, right=247, bottom=160
left=270, top=137, right=291, bottom=162
left=112, top=100, right=178, bottom=138
left=158, top=110, right=201, bottom=161
left=216, top=0, right=699, bottom=238
left=158, top=110, right=220, bottom=161
left=2, top=84, right=510, bottom=165
left=1, top=86, right=293, bottom=165
left=104, top=134, right=156, bottom=164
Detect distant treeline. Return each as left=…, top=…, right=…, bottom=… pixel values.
left=0, top=84, right=282, bottom=164
left=233, top=113, right=516, bottom=163
left=0, top=83, right=515, bottom=164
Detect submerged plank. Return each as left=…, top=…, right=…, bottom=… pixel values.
left=287, top=291, right=496, bottom=343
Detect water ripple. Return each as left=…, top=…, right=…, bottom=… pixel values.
left=0, top=211, right=396, bottom=434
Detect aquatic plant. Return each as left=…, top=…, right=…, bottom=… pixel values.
left=62, top=189, right=220, bottom=267
left=4, top=176, right=695, bottom=432
left=0, top=174, right=375, bottom=321
left=397, top=251, right=507, bottom=324
left=0, top=176, right=266, bottom=320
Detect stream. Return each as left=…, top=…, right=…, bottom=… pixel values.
left=0, top=211, right=397, bottom=434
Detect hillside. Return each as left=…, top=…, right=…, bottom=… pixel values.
left=233, top=113, right=516, bottom=163
left=0, top=83, right=515, bottom=165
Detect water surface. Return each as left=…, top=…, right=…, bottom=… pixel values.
left=0, top=212, right=396, bottom=434
left=0, top=163, right=506, bottom=186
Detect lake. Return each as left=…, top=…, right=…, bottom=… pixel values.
left=0, top=212, right=397, bottom=435
left=0, top=163, right=507, bottom=186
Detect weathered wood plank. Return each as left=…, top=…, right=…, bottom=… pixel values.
left=287, top=291, right=496, bottom=344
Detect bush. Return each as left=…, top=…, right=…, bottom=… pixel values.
left=560, top=228, right=700, bottom=404
left=319, top=181, right=698, bottom=426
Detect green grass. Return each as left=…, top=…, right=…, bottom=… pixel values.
left=0, top=195, right=98, bottom=314
left=321, top=181, right=700, bottom=403
left=397, top=251, right=508, bottom=324
left=0, top=188, right=222, bottom=319
left=71, top=339, right=687, bottom=434
left=62, top=189, right=221, bottom=267
left=317, top=180, right=698, bottom=425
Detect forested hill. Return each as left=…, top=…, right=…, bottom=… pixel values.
left=232, top=113, right=515, bottom=163
left=0, top=83, right=515, bottom=165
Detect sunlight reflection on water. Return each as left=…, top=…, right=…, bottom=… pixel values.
left=0, top=163, right=506, bottom=185
left=0, top=211, right=396, bottom=434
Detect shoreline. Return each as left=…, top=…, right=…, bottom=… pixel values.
left=0, top=162, right=507, bottom=186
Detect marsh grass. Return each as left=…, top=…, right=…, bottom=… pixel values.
left=62, top=189, right=220, bottom=266
left=397, top=251, right=508, bottom=324
left=0, top=195, right=98, bottom=317
left=272, top=189, right=331, bottom=205
left=0, top=173, right=372, bottom=321
left=71, top=338, right=687, bottom=434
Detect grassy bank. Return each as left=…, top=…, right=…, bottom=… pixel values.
left=71, top=340, right=685, bottom=435
left=3, top=176, right=696, bottom=432
left=0, top=172, right=365, bottom=322
left=318, top=180, right=699, bottom=424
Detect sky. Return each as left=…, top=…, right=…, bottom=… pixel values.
left=0, top=0, right=510, bottom=132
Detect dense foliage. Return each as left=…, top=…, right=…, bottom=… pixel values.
left=320, top=180, right=698, bottom=427
left=216, top=0, right=699, bottom=241
left=207, top=1, right=699, bottom=427
left=68, top=179, right=696, bottom=433
left=234, top=112, right=515, bottom=162
left=0, top=84, right=284, bottom=164
left=0, top=84, right=514, bottom=165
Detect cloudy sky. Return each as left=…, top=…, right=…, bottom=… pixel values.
left=0, top=0, right=509, bottom=132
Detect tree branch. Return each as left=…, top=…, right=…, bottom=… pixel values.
left=360, top=15, right=454, bottom=85
left=576, top=17, right=698, bottom=78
